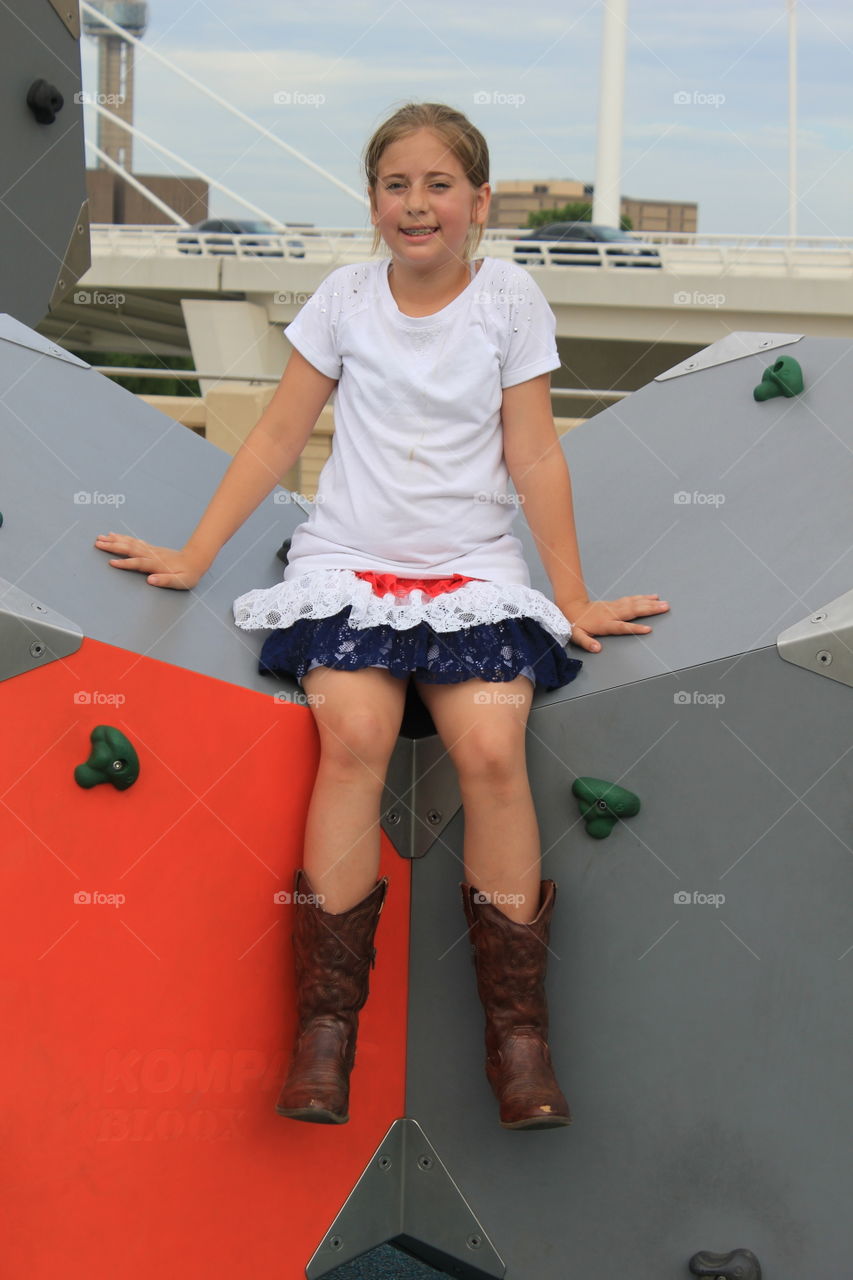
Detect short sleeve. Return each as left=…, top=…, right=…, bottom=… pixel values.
left=282, top=272, right=342, bottom=380
left=499, top=269, right=561, bottom=389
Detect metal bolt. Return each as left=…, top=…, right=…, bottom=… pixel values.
left=385, top=810, right=401, bottom=825
left=816, top=650, right=832, bottom=665
left=31, top=602, right=46, bottom=613
left=810, top=612, right=827, bottom=622
left=328, top=1236, right=343, bottom=1251
left=29, top=642, right=45, bottom=658
left=417, top=1154, right=433, bottom=1170
left=427, top=809, right=442, bottom=825
left=467, top=1235, right=482, bottom=1250
left=378, top=1155, right=392, bottom=1171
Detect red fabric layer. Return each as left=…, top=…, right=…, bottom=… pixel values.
left=353, top=571, right=482, bottom=600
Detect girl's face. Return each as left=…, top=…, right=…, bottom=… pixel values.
left=370, top=127, right=490, bottom=268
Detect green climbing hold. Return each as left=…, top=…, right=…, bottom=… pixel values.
left=753, top=355, right=804, bottom=401
left=74, top=724, right=139, bottom=791
left=572, top=776, right=641, bottom=839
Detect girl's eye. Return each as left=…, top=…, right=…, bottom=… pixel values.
left=385, top=182, right=449, bottom=191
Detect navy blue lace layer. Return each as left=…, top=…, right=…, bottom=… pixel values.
left=257, top=606, right=583, bottom=690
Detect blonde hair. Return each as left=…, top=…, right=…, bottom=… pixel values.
left=363, top=102, right=490, bottom=260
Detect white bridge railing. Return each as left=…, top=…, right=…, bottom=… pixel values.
left=88, top=225, right=853, bottom=277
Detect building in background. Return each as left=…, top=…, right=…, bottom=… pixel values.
left=489, top=179, right=697, bottom=233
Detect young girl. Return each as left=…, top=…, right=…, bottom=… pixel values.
left=94, top=102, right=668, bottom=1132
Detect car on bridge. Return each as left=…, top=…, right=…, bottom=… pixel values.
left=513, top=222, right=662, bottom=268
left=176, top=219, right=305, bottom=258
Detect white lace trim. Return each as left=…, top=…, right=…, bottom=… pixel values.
left=232, top=568, right=572, bottom=645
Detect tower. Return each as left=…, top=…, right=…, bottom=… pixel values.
left=81, top=1, right=149, bottom=172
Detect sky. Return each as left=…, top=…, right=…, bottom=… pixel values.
left=80, top=0, right=853, bottom=238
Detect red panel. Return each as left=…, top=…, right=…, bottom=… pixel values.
left=0, top=639, right=409, bottom=1278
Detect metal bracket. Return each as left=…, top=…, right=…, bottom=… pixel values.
left=0, top=577, right=83, bottom=682
left=47, top=0, right=81, bottom=39
left=47, top=198, right=92, bottom=314
left=0, top=314, right=90, bottom=367
left=381, top=735, right=462, bottom=859
left=655, top=332, right=804, bottom=381
left=307, top=1117, right=504, bottom=1279
left=777, top=588, right=853, bottom=691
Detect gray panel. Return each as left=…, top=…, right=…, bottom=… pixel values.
left=0, top=0, right=90, bottom=327
left=525, top=334, right=853, bottom=707
left=0, top=334, right=310, bottom=697
left=406, top=646, right=853, bottom=1277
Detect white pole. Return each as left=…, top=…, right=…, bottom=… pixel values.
left=592, top=0, right=628, bottom=228
left=79, top=0, right=369, bottom=208
left=788, top=0, right=798, bottom=239
left=86, top=140, right=190, bottom=224
left=91, top=101, right=284, bottom=228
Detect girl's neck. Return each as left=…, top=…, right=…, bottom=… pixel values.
left=387, top=255, right=480, bottom=317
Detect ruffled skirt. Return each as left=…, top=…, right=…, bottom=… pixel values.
left=232, top=568, right=583, bottom=691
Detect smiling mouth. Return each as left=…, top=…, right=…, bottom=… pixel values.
left=401, top=226, right=438, bottom=236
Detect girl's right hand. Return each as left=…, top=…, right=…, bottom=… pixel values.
left=93, top=533, right=210, bottom=590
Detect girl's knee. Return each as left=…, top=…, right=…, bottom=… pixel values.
left=451, top=723, right=526, bottom=786
left=317, top=708, right=399, bottom=772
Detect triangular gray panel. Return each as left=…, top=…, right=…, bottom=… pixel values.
left=655, top=331, right=803, bottom=380
left=777, top=587, right=853, bottom=689
left=0, top=576, right=83, bottom=681
left=307, top=1119, right=504, bottom=1279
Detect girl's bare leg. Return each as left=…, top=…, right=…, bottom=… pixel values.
left=412, top=675, right=540, bottom=923
left=299, top=665, right=409, bottom=913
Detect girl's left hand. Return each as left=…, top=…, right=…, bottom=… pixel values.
left=558, top=595, right=670, bottom=653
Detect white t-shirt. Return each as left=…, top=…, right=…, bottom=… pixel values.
left=281, top=255, right=561, bottom=587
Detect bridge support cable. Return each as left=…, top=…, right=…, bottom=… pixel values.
left=79, top=0, right=369, bottom=209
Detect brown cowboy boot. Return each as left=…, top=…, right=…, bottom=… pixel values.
left=276, top=868, right=387, bottom=1124
left=461, top=880, right=572, bottom=1130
